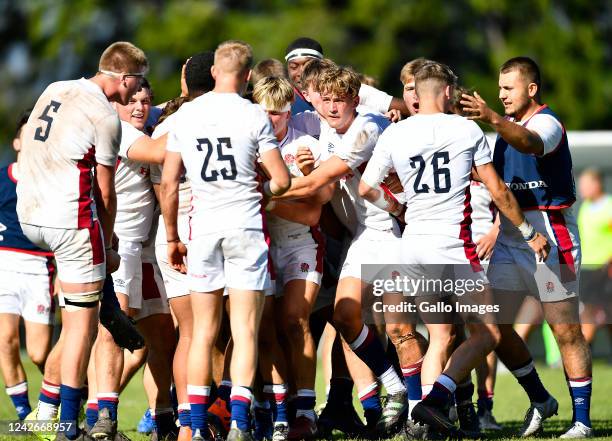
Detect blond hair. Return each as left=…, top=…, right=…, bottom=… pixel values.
left=214, top=40, right=253, bottom=74
left=301, top=58, right=336, bottom=91
left=252, top=77, right=295, bottom=111
left=251, top=58, right=287, bottom=85
left=399, top=57, right=432, bottom=84
left=99, top=41, right=148, bottom=74
left=317, top=66, right=360, bottom=99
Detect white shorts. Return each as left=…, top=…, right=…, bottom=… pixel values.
left=271, top=240, right=323, bottom=295
left=21, top=221, right=105, bottom=284
left=340, top=228, right=402, bottom=283
left=489, top=209, right=581, bottom=302
left=0, top=267, right=56, bottom=324
left=188, top=229, right=270, bottom=293
left=398, top=234, right=488, bottom=296
left=112, top=240, right=143, bottom=309
left=134, top=244, right=170, bottom=321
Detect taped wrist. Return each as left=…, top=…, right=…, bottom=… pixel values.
left=517, top=220, right=536, bottom=242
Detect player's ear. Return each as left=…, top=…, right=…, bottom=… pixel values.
left=353, top=95, right=360, bottom=108
left=12, top=137, right=21, bottom=153
left=527, top=82, right=538, bottom=99
left=211, top=65, right=218, bottom=81
left=245, top=69, right=252, bottom=83
left=445, top=85, right=452, bottom=100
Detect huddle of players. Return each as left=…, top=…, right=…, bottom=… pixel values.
left=3, top=34, right=593, bottom=441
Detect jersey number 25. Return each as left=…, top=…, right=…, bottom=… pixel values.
left=197, top=137, right=238, bottom=182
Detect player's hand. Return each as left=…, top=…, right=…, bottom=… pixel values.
left=527, top=232, right=551, bottom=262
left=460, top=92, right=497, bottom=124
left=385, top=109, right=402, bottom=123
left=105, top=248, right=121, bottom=274
left=476, top=228, right=499, bottom=260
left=180, top=58, right=191, bottom=97
left=296, top=146, right=315, bottom=176
left=383, top=172, right=404, bottom=194
left=168, top=241, right=188, bottom=274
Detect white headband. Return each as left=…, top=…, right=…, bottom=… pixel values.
left=285, top=48, right=323, bottom=62
left=259, top=101, right=291, bottom=113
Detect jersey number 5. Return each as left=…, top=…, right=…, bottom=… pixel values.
left=410, top=152, right=451, bottom=193
left=34, top=100, right=62, bottom=142
left=197, top=137, right=238, bottom=182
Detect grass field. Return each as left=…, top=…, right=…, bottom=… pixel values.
left=1, top=358, right=611, bottom=440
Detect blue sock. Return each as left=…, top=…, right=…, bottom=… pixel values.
left=39, top=380, right=61, bottom=408
left=97, top=393, right=119, bottom=421
left=59, top=384, right=82, bottom=439
left=511, top=360, right=550, bottom=403
left=263, top=384, right=288, bottom=425
left=402, top=360, right=423, bottom=405
left=294, top=390, right=316, bottom=414
left=6, top=382, right=31, bottom=420
left=230, top=386, right=252, bottom=431
left=426, top=374, right=456, bottom=408
left=568, top=377, right=592, bottom=427
left=85, top=402, right=98, bottom=428
left=188, top=385, right=210, bottom=434
left=177, top=407, right=191, bottom=427
left=349, top=325, right=393, bottom=378
left=359, top=384, right=382, bottom=426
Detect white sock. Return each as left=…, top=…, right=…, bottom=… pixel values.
left=380, top=366, right=406, bottom=395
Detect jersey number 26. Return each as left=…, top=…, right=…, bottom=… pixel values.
left=410, top=152, right=451, bottom=194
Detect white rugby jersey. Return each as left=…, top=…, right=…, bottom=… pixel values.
left=17, top=78, right=120, bottom=229
left=318, top=112, right=396, bottom=235
left=368, top=113, right=491, bottom=237
left=114, top=121, right=156, bottom=242
left=166, top=92, right=279, bottom=236
left=470, top=181, right=495, bottom=241
left=150, top=112, right=193, bottom=245
left=267, top=126, right=321, bottom=244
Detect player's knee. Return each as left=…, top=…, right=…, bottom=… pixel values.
left=27, top=348, right=48, bottom=369
left=62, top=290, right=101, bottom=311
left=283, top=311, right=309, bottom=338
left=332, top=308, right=360, bottom=338
left=550, top=323, right=583, bottom=347
left=386, top=324, right=416, bottom=347
left=0, top=330, right=19, bottom=355
left=483, top=324, right=501, bottom=352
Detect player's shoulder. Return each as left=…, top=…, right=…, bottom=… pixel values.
left=352, top=112, right=387, bottom=135
left=152, top=112, right=177, bottom=138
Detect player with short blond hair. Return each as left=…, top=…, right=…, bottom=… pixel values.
left=160, top=40, right=290, bottom=441
left=16, top=40, right=147, bottom=441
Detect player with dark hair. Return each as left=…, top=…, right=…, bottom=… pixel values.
left=462, top=56, right=592, bottom=438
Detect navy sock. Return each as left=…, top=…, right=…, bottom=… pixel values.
left=6, top=382, right=31, bottom=420
left=568, top=377, right=592, bottom=427
left=153, top=408, right=175, bottom=434
left=402, top=360, right=423, bottom=404
left=349, top=325, right=393, bottom=378
left=476, top=389, right=493, bottom=415
left=511, top=360, right=550, bottom=403
left=328, top=377, right=353, bottom=405
left=263, top=384, right=288, bottom=425
left=39, top=380, right=61, bottom=408
left=218, top=381, right=232, bottom=406
left=59, top=384, right=82, bottom=439
left=454, top=381, right=474, bottom=406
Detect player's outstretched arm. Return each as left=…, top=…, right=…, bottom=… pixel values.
left=260, top=148, right=291, bottom=198
left=126, top=133, right=168, bottom=165
left=460, top=92, right=544, bottom=155
left=160, top=151, right=186, bottom=273
left=476, top=162, right=550, bottom=261
left=94, top=163, right=120, bottom=273
left=274, top=156, right=350, bottom=201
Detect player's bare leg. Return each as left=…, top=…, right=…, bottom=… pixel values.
left=168, top=294, right=193, bottom=435
left=138, top=313, right=177, bottom=439
left=119, top=346, right=147, bottom=391
left=493, top=289, right=559, bottom=437
left=90, top=293, right=127, bottom=440
left=333, top=276, right=406, bottom=436
left=412, top=288, right=500, bottom=437
left=188, top=289, right=224, bottom=439
left=280, top=279, right=318, bottom=439
left=544, top=298, right=593, bottom=437
left=257, top=296, right=288, bottom=440
left=227, top=289, right=265, bottom=438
